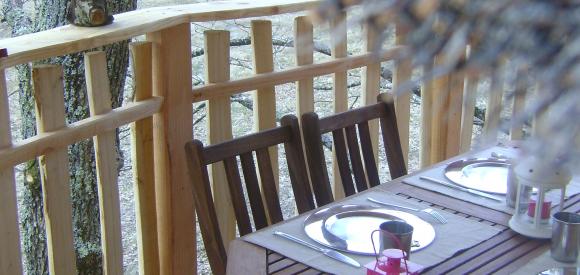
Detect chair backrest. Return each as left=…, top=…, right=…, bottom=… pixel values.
left=301, top=93, right=407, bottom=206
left=184, top=115, right=314, bottom=275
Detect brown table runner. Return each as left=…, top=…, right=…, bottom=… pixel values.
left=243, top=190, right=503, bottom=274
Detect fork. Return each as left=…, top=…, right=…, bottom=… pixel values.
left=367, top=197, right=448, bottom=224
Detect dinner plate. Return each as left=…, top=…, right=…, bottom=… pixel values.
left=444, top=158, right=510, bottom=194
left=304, top=204, right=436, bottom=255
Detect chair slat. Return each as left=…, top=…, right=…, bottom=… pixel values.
left=379, top=99, right=408, bottom=179
left=240, top=152, right=268, bottom=230
left=332, top=129, right=356, bottom=196
left=256, top=148, right=284, bottom=224
left=185, top=141, right=227, bottom=275
left=301, top=112, right=334, bottom=206
left=223, top=157, right=253, bottom=235
left=281, top=116, right=315, bottom=213
left=357, top=121, right=380, bottom=187
left=345, top=125, right=368, bottom=192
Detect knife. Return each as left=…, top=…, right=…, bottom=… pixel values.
left=273, top=231, right=361, bottom=268
left=418, top=176, right=504, bottom=202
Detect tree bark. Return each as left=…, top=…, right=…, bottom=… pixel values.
left=1, top=0, right=136, bottom=274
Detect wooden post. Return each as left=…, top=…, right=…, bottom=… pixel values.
left=294, top=16, right=314, bottom=115
left=460, top=75, right=478, bottom=153
left=511, top=68, right=527, bottom=140
left=84, top=51, right=123, bottom=275
left=0, top=69, right=23, bottom=275
left=362, top=24, right=380, bottom=171
left=331, top=11, right=348, bottom=199
left=420, top=61, right=434, bottom=168
left=445, top=64, right=465, bottom=159
left=393, top=24, right=412, bottom=165
left=251, top=20, right=278, bottom=187
left=204, top=30, right=236, bottom=248
left=430, top=55, right=450, bottom=164
left=129, top=41, right=160, bottom=275
left=32, top=65, right=77, bottom=274
left=484, top=73, right=503, bottom=145
left=147, top=24, right=195, bottom=274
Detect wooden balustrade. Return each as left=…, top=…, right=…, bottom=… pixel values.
left=0, top=1, right=520, bottom=274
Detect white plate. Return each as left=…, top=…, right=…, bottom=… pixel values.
left=303, top=204, right=435, bottom=255
left=444, top=158, right=509, bottom=194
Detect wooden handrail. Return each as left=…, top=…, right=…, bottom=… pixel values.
left=192, top=47, right=404, bottom=102
left=0, top=97, right=163, bottom=168
left=0, top=0, right=320, bottom=69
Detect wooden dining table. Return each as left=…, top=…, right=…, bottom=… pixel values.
left=225, top=144, right=580, bottom=274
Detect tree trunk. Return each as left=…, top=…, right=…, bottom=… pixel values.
left=1, top=0, right=136, bottom=274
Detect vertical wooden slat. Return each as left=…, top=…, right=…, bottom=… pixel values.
left=147, top=23, right=195, bottom=274
left=445, top=65, right=465, bottom=158
left=430, top=55, right=451, bottom=163
left=251, top=20, right=278, bottom=188
left=255, top=148, right=283, bottom=224
left=204, top=30, right=236, bottom=248
left=358, top=121, right=380, bottom=187
left=331, top=129, right=355, bottom=196
left=32, top=65, right=77, bottom=274
left=393, top=23, right=412, bottom=165
left=0, top=69, right=23, bottom=275
left=511, top=69, right=527, bottom=140
left=85, top=51, right=123, bottom=275
left=294, top=16, right=314, bottom=115
left=240, top=153, right=268, bottom=230
left=460, top=75, right=478, bottom=153
left=129, top=41, right=160, bottom=275
left=362, top=23, right=381, bottom=165
left=331, top=11, right=348, bottom=199
left=301, top=113, right=334, bottom=206
left=484, top=73, right=503, bottom=145
left=345, top=126, right=367, bottom=192
left=420, top=61, right=434, bottom=168
left=223, top=157, right=252, bottom=236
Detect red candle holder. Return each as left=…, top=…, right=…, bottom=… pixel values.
left=527, top=197, right=551, bottom=219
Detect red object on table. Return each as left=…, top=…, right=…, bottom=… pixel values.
left=365, top=249, right=423, bottom=275
left=527, top=197, right=552, bottom=219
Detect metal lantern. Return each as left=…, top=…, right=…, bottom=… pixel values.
left=508, top=157, right=572, bottom=238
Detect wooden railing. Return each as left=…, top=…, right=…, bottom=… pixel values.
left=0, top=0, right=526, bottom=274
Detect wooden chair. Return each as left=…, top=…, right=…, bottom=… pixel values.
left=301, top=93, right=407, bottom=206
left=184, top=115, right=315, bottom=275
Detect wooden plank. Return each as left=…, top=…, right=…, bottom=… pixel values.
left=192, top=48, right=404, bottom=102
left=331, top=129, right=355, bottom=197
left=84, top=51, right=123, bottom=275
left=483, top=73, right=503, bottom=145
left=240, top=152, right=268, bottom=230
left=223, top=157, right=253, bottom=236
left=331, top=11, right=348, bottom=200
left=0, top=0, right=323, bottom=69
left=345, top=126, right=368, bottom=192
left=459, top=75, right=478, bottom=153
left=256, top=148, right=283, bottom=224
left=0, top=69, right=23, bottom=275
left=445, top=64, right=465, bottom=158
left=129, top=41, right=160, bottom=275
left=475, top=239, right=546, bottom=273
left=393, top=23, right=412, bottom=165
left=251, top=20, right=279, bottom=190
left=204, top=29, right=236, bottom=253
left=0, top=97, right=162, bottom=168
left=294, top=16, right=314, bottom=115
left=361, top=23, right=380, bottom=165
left=420, top=61, right=434, bottom=167
left=510, top=68, right=527, bottom=140
left=430, top=55, right=450, bottom=164
left=32, top=65, right=77, bottom=274
left=358, top=121, right=380, bottom=187
left=147, top=23, right=195, bottom=274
